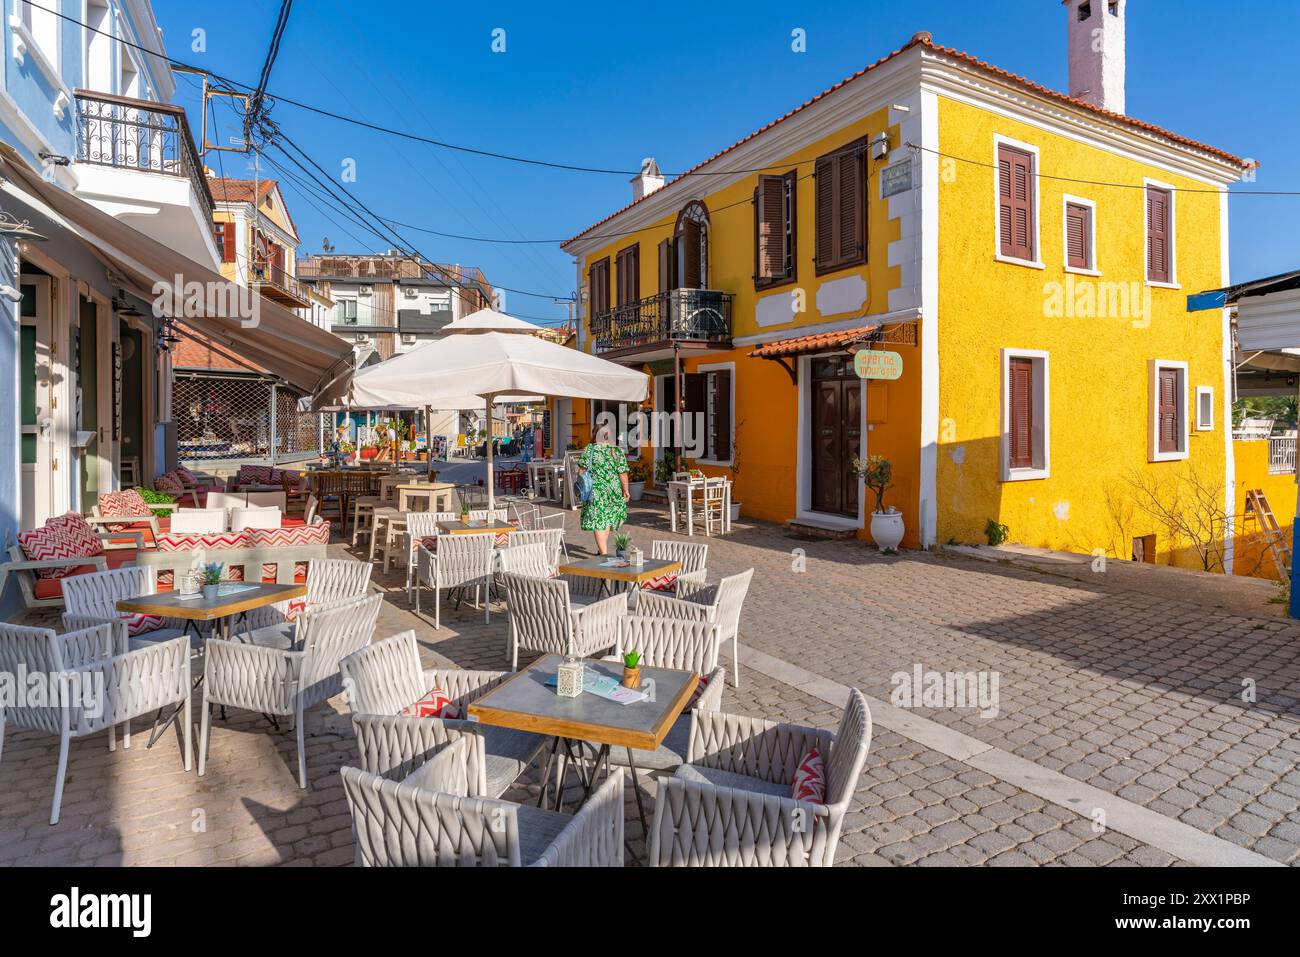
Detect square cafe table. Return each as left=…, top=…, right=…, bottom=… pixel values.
left=468, top=654, right=698, bottom=835
left=557, top=556, right=681, bottom=596
left=436, top=518, right=514, bottom=536
left=116, top=582, right=306, bottom=747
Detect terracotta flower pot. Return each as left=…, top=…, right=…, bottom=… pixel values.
left=622, top=666, right=641, bottom=690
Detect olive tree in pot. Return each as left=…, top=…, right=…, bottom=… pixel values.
left=854, top=454, right=903, bottom=552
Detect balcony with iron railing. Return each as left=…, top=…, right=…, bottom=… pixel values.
left=251, top=261, right=311, bottom=308
left=589, top=288, right=733, bottom=357
left=74, top=90, right=214, bottom=226
left=1268, top=434, right=1297, bottom=474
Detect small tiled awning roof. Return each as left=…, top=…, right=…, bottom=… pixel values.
left=748, top=326, right=880, bottom=359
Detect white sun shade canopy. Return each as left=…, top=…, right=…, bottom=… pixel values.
left=347, top=329, right=648, bottom=408
left=442, top=307, right=548, bottom=333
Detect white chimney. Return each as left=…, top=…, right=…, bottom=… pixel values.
left=1065, top=0, right=1126, bottom=114
left=631, top=157, right=665, bottom=202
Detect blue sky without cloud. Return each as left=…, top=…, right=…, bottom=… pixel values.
left=158, top=0, right=1300, bottom=325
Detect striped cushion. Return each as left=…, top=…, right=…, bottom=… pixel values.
left=790, top=748, right=826, bottom=804
left=154, top=471, right=185, bottom=495
left=47, top=512, right=104, bottom=559
left=687, top=672, right=710, bottom=710
left=401, top=687, right=461, bottom=720
left=98, top=490, right=152, bottom=530
left=17, top=522, right=86, bottom=580
left=244, top=523, right=330, bottom=548
left=640, top=573, right=679, bottom=593
left=120, top=613, right=166, bottom=636
left=419, top=536, right=438, bottom=553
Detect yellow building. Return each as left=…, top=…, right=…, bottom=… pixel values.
left=209, top=176, right=312, bottom=310
left=558, top=9, right=1254, bottom=569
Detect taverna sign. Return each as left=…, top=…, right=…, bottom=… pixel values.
left=853, top=349, right=903, bottom=380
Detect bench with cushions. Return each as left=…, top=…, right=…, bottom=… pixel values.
left=1, top=511, right=139, bottom=609
left=137, top=521, right=331, bottom=589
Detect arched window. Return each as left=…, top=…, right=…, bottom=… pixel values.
left=674, top=201, right=710, bottom=290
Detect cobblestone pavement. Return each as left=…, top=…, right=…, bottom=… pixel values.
left=1, top=501, right=1296, bottom=866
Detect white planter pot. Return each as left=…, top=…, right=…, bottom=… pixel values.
left=628, top=481, right=645, bottom=502
left=870, top=509, right=905, bottom=552
left=730, top=502, right=742, bottom=524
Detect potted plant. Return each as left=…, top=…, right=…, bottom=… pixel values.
left=622, top=650, right=641, bottom=690
left=727, top=420, right=744, bottom=524
left=613, top=531, right=631, bottom=559
left=627, top=459, right=649, bottom=501
left=359, top=442, right=379, bottom=461
left=854, top=454, right=904, bottom=552
left=199, top=562, right=224, bottom=601
left=653, top=453, right=677, bottom=488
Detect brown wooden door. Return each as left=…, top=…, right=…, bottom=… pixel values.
left=810, top=358, right=861, bottom=517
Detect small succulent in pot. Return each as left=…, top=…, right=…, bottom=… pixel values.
left=613, top=531, right=631, bottom=558
left=199, top=562, right=224, bottom=600
left=622, top=650, right=641, bottom=689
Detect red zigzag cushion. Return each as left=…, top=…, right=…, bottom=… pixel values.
left=790, top=748, right=827, bottom=804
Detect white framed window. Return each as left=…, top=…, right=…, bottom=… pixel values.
left=1143, top=177, right=1178, bottom=288
left=1061, top=194, right=1099, bottom=275
left=1000, top=349, right=1050, bottom=481
left=993, top=135, right=1043, bottom=270
left=1195, top=385, right=1215, bottom=431
left=1149, top=360, right=1189, bottom=461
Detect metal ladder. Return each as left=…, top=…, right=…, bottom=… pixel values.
left=1244, top=488, right=1293, bottom=578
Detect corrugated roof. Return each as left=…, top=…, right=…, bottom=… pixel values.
left=564, top=32, right=1253, bottom=248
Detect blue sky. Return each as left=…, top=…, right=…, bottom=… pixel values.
left=158, top=0, right=1300, bottom=325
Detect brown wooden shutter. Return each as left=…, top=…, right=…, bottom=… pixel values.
left=680, top=220, right=702, bottom=289
left=684, top=372, right=706, bottom=414
left=710, top=369, right=732, bottom=460
left=220, top=222, right=236, bottom=263
left=998, top=145, right=1035, bottom=261
left=1065, top=203, right=1089, bottom=269
left=657, top=238, right=673, bottom=293
left=814, top=155, right=835, bottom=270
left=1146, top=187, right=1171, bottom=283
left=1157, top=367, right=1179, bottom=452
left=1009, top=357, right=1034, bottom=469
left=588, top=258, right=609, bottom=317
left=615, top=245, right=639, bottom=306
left=837, top=149, right=863, bottom=266
left=755, top=172, right=797, bottom=287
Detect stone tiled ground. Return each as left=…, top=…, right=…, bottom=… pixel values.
left=2, top=500, right=1296, bottom=865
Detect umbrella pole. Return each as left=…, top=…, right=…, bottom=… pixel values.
left=485, top=394, right=495, bottom=514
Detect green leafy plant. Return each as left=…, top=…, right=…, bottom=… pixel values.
left=654, top=453, right=677, bottom=485
left=623, top=650, right=641, bottom=669
left=852, top=455, right=894, bottom=514
left=199, top=562, right=224, bottom=586
left=614, top=531, right=631, bottom=552
left=138, top=487, right=176, bottom=517
left=628, top=459, right=650, bottom=483
left=985, top=519, right=1010, bottom=546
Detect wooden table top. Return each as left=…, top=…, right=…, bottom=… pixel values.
left=437, top=519, right=514, bottom=534
left=558, top=556, right=681, bottom=584
left=116, top=582, right=306, bottom=621
left=467, top=655, right=697, bottom=751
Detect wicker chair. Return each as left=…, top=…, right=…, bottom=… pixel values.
left=61, top=565, right=194, bottom=653
left=0, top=623, right=192, bottom=824
left=199, top=592, right=383, bottom=788
left=603, top=615, right=726, bottom=772
left=414, top=532, right=495, bottom=629
left=341, top=631, right=545, bottom=799
left=499, top=572, right=627, bottom=671
left=399, top=511, right=458, bottom=600
left=648, top=688, right=872, bottom=867
left=649, top=540, right=708, bottom=577
left=497, top=542, right=554, bottom=579
left=505, top=528, right=564, bottom=569
left=341, top=731, right=623, bottom=867
left=636, top=568, right=754, bottom=687
left=246, top=558, right=374, bottom=648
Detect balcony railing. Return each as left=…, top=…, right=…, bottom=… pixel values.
left=74, top=90, right=214, bottom=224
left=1268, top=434, right=1297, bottom=474
left=590, top=288, right=733, bottom=354
left=251, top=261, right=310, bottom=307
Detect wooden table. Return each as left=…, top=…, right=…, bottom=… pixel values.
left=117, top=582, right=306, bottom=748
left=398, top=481, right=456, bottom=512
left=436, top=518, right=514, bottom=536
left=558, top=556, right=681, bottom=595
left=468, top=654, right=697, bottom=834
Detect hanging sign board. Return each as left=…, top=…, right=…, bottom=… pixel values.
left=854, top=350, right=903, bottom=380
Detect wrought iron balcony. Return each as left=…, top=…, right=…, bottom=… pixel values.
left=590, top=288, right=733, bottom=355
left=251, top=261, right=311, bottom=308
left=74, top=90, right=214, bottom=224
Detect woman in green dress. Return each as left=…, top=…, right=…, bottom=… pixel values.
left=578, top=421, right=630, bottom=555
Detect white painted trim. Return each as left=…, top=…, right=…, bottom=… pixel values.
left=695, top=360, right=735, bottom=467
left=732, top=306, right=920, bottom=348
left=1060, top=192, right=1100, bottom=276
left=1194, top=385, right=1215, bottom=431
left=1143, top=176, right=1179, bottom=288
left=1000, top=348, right=1051, bottom=482
left=992, top=133, right=1044, bottom=270
left=1148, top=359, right=1190, bottom=462
left=918, top=88, right=939, bottom=548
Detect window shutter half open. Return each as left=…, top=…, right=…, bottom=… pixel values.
left=222, top=222, right=236, bottom=263
left=1009, top=358, right=1033, bottom=469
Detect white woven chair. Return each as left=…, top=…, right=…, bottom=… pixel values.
left=636, top=568, right=754, bottom=687
left=648, top=688, right=872, bottom=867
left=604, top=615, right=726, bottom=772
left=649, top=540, right=708, bottom=577
left=414, top=532, right=496, bottom=629
left=247, top=558, right=374, bottom=648
left=400, top=511, right=458, bottom=600
left=505, top=528, right=565, bottom=569
left=341, top=631, right=545, bottom=800
left=341, top=731, right=623, bottom=867
left=199, top=592, right=383, bottom=788
left=498, top=542, right=554, bottom=579
left=499, top=571, right=627, bottom=671
left=509, top=500, right=568, bottom=555
left=0, top=622, right=192, bottom=824
left=61, top=565, right=194, bottom=653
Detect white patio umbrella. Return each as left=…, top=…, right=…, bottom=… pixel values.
left=347, top=318, right=647, bottom=511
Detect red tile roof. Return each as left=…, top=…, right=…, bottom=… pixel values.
left=749, top=326, right=881, bottom=359
left=207, top=177, right=277, bottom=204
left=564, top=33, right=1253, bottom=248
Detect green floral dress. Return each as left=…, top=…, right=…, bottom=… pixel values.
left=579, top=442, right=628, bottom=531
